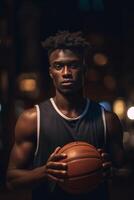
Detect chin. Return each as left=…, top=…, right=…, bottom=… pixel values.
left=60, top=90, right=75, bottom=95
left=59, top=88, right=80, bottom=96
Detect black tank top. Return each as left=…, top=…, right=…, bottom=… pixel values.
left=32, top=98, right=109, bottom=200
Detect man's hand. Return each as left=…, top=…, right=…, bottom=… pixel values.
left=98, top=148, right=112, bottom=180
left=45, top=147, right=68, bottom=183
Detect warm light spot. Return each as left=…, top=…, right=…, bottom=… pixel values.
left=19, top=79, right=37, bottom=92
left=93, top=53, right=108, bottom=66
left=1, top=70, right=8, bottom=91
left=17, top=73, right=40, bottom=99
left=113, top=99, right=126, bottom=119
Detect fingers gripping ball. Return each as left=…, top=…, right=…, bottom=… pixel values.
left=57, top=141, right=103, bottom=194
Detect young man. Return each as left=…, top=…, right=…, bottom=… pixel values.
left=6, top=31, right=124, bottom=200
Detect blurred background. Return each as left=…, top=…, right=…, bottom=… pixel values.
left=0, top=0, right=134, bottom=199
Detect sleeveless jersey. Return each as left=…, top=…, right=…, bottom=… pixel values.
left=32, top=98, right=109, bottom=200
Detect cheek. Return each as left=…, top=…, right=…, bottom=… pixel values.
left=51, top=73, right=60, bottom=85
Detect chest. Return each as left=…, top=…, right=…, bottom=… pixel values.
left=40, top=110, right=105, bottom=149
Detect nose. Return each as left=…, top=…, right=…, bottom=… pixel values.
left=62, top=65, right=72, bottom=76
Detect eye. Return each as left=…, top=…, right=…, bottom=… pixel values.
left=52, top=63, right=63, bottom=70
left=69, top=63, right=81, bottom=69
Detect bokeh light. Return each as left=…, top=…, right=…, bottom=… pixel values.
left=19, top=78, right=37, bottom=92
left=103, top=75, right=116, bottom=90
left=127, top=106, right=134, bottom=120
left=93, top=53, right=108, bottom=66
left=113, top=99, right=126, bottom=119
left=99, top=101, right=111, bottom=111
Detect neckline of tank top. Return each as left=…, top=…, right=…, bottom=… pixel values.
left=50, top=98, right=90, bottom=121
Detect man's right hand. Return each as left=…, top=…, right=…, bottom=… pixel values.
left=45, top=147, right=68, bottom=183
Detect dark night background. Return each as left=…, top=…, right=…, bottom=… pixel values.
left=0, top=0, right=134, bottom=199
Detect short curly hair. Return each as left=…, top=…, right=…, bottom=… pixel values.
left=42, top=31, right=91, bottom=57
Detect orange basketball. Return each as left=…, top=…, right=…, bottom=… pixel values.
left=57, top=141, right=103, bottom=194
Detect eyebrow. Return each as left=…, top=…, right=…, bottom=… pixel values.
left=52, top=60, right=82, bottom=64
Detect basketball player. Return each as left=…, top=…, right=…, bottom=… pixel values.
left=6, top=31, right=124, bottom=200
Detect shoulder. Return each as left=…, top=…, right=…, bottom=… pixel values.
left=15, top=107, right=37, bottom=141
left=88, top=99, right=102, bottom=111
left=16, top=107, right=37, bottom=128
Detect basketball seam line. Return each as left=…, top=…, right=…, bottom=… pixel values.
left=65, top=168, right=102, bottom=179
left=62, top=155, right=102, bottom=163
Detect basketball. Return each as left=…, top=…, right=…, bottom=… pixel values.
left=57, top=141, right=103, bottom=194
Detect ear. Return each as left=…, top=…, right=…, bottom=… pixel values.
left=49, top=67, right=53, bottom=79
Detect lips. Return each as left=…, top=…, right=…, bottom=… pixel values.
left=61, top=80, right=74, bottom=86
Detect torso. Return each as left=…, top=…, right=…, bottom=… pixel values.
left=32, top=98, right=109, bottom=200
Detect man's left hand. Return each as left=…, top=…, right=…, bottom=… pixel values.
left=98, top=148, right=112, bottom=180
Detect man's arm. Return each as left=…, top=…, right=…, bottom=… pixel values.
left=105, top=110, right=124, bottom=168
left=6, top=108, right=67, bottom=190
left=6, top=108, right=46, bottom=190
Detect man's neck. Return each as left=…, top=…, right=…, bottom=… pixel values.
left=53, top=91, right=86, bottom=118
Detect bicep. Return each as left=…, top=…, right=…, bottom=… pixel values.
left=8, top=141, right=35, bottom=170
left=8, top=108, right=37, bottom=170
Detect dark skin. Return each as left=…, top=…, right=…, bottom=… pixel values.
left=6, top=49, right=124, bottom=190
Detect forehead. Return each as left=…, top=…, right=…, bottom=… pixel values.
left=49, top=49, right=82, bottom=64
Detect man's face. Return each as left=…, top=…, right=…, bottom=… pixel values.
left=49, top=49, right=85, bottom=95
